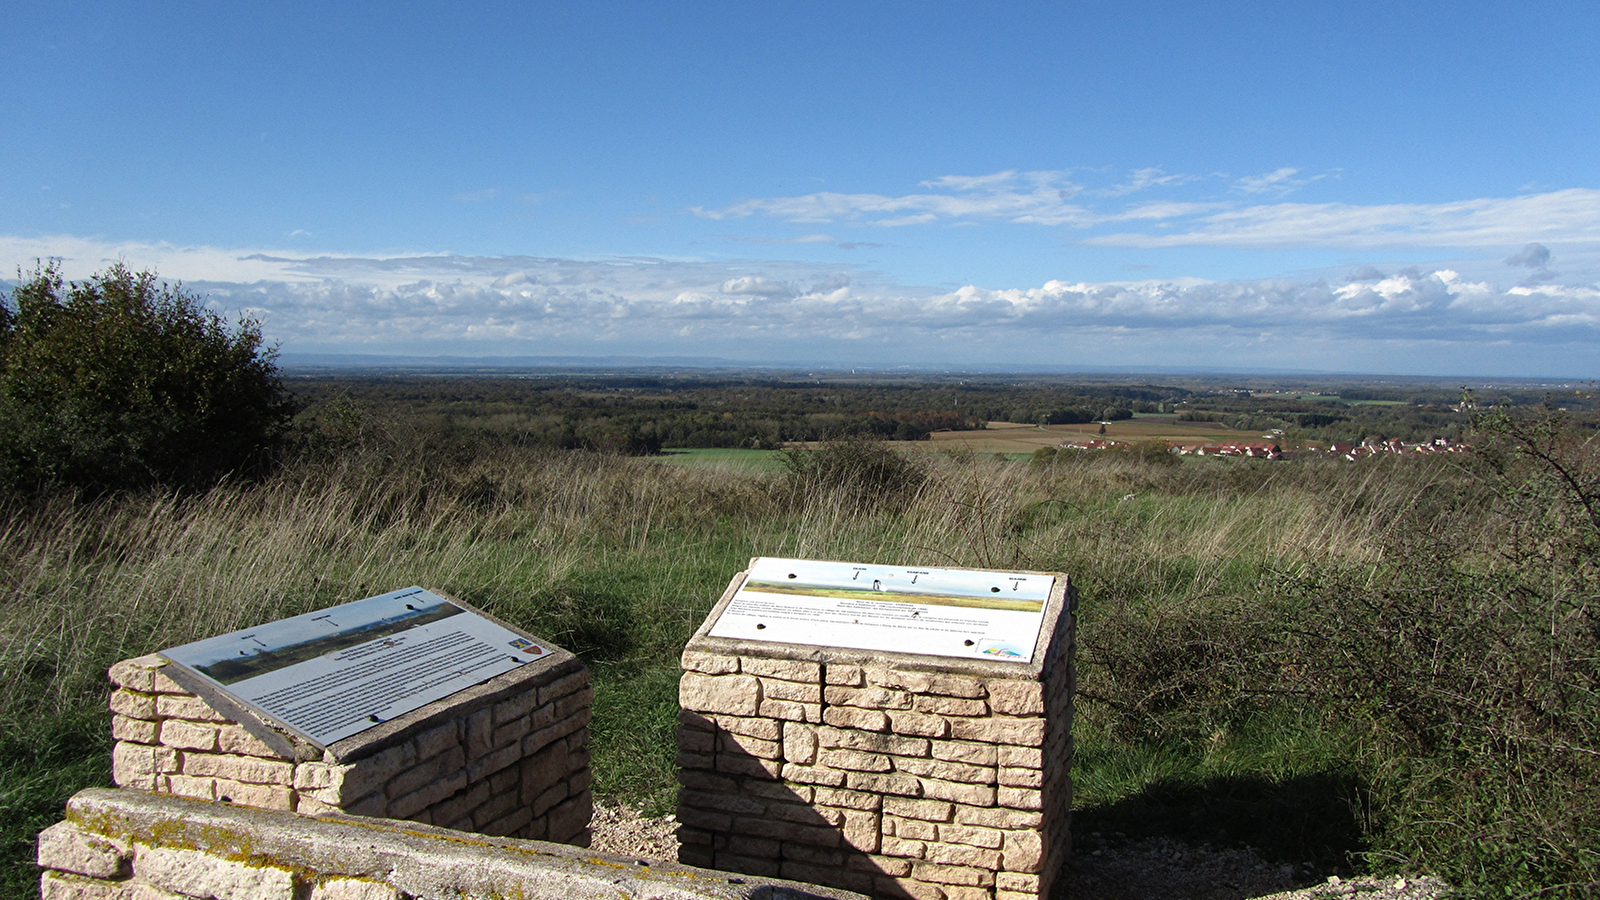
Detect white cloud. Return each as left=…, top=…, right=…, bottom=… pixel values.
left=8, top=237, right=1597, bottom=373
left=698, top=169, right=1600, bottom=254
left=1086, top=188, right=1600, bottom=250
left=1233, top=167, right=1313, bottom=195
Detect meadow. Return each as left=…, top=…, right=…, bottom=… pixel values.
left=1, top=407, right=1596, bottom=898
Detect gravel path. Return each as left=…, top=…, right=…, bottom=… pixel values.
left=587, top=802, right=1449, bottom=900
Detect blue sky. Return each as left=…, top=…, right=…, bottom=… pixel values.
left=4, top=1, right=1599, bottom=375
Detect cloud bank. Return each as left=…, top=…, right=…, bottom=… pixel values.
left=4, top=234, right=1595, bottom=374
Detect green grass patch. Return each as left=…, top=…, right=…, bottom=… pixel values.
left=654, top=448, right=788, bottom=472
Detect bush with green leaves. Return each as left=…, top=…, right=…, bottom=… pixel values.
left=0, top=262, right=295, bottom=492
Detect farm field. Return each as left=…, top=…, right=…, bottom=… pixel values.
left=915, top=418, right=1248, bottom=454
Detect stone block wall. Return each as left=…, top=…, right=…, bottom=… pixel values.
left=39, top=787, right=864, bottom=900
left=107, top=638, right=593, bottom=844
left=676, top=571, right=1074, bottom=900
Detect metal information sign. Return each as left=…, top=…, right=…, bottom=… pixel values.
left=160, top=587, right=550, bottom=746
left=708, top=557, right=1054, bottom=662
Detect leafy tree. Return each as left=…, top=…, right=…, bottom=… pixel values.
left=0, top=262, right=296, bottom=492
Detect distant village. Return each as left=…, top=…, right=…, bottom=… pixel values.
left=1059, top=432, right=1468, bottom=461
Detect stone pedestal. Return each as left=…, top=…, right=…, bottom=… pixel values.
left=107, top=598, right=593, bottom=844
left=676, top=563, right=1074, bottom=900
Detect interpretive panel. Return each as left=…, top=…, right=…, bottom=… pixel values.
left=160, top=587, right=551, bottom=746
left=707, top=557, right=1054, bottom=662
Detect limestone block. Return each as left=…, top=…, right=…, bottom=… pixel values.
left=888, top=817, right=938, bottom=840
left=812, top=786, right=879, bottom=811
left=309, top=878, right=400, bottom=900
left=464, top=707, right=493, bottom=759
left=924, top=842, right=1000, bottom=870
left=886, top=712, right=949, bottom=738
left=719, top=729, right=782, bottom=760
left=112, top=715, right=160, bottom=744
left=412, top=722, right=460, bottom=761
left=492, top=691, right=540, bottom=728
left=996, top=871, right=1039, bottom=892
left=679, top=769, right=737, bottom=792
left=818, top=727, right=929, bottom=758
left=182, top=753, right=293, bottom=786
left=767, top=801, right=843, bottom=827
left=159, top=719, right=220, bottom=752
left=718, top=852, right=779, bottom=877
left=985, top=682, right=1044, bottom=716
left=136, top=845, right=296, bottom=900
left=547, top=787, right=593, bottom=842
left=156, top=694, right=229, bottom=722
left=214, top=780, right=294, bottom=810
left=166, top=775, right=217, bottom=800
left=530, top=781, right=569, bottom=818
left=761, top=679, right=822, bottom=704
left=1001, top=831, right=1043, bottom=872
left=912, top=696, right=987, bottom=717
left=679, top=673, right=760, bottom=716
left=867, top=670, right=986, bottom=699
left=782, top=722, right=818, bottom=764
left=875, top=875, right=946, bottom=900
left=819, top=748, right=891, bottom=772
left=554, top=686, right=592, bottom=720
left=851, top=854, right=911, bottom=876
left=36, top=822, right=128, bottom=879
left=947, top=717, right=1043, bottom=746
left=917, top=778, right=995, bottom=807
left=715, top=753, right=781, bottom=779
left=944, top=887, right=994, bottom=900
left=998, top=767, right=1041, bottom=788
left=217, top=725, right=282, bottom=759
left=883, top=797, right=954, bottom=822
left=676, top=750, right=715, bottom=771
left=893, top=756, right=995, bottom=785
left=931, top=741, right=997, bottom=766
left=740, top=658, right=820, bottom=684
left=108, top=655, right=164, bottom=692
left=734, top=816, right=841, bottom=847
left=780, top=763, right=846, bottom=786
left=841, top=810, right=879, bottom=853
left=112, top=743, right=180, bottom=780
left=938, top=824, right=1003, bottom=849
left=824, top=686, right=912, bottom=710
left=880, top=837, right=926, bottom=859
left=823, top=665, right=863, bottom=686
left=821, top=707, right=889, bottom=732
left=681, top=651, right=740, bottom=675
left=995, top=745, right=1041, bottom=768
left=996, top=786, right=1041, bottom=811
left=910, top=862, right=992, bottom=887
left=716, top=715, right=783, bottom=741
left=757, top=698, right=819, bottom=723
left=39, top=871, right=130, bottom=900
left=109, top=690, right=157, bottom=720
left=538, top=668, right=591, bottom=706
left=842, top=771, right=922, bottom=796
left=954, top=806, right=1040, bottom=829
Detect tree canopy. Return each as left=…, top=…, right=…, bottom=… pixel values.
left=0, top=262, right=296, bottom=492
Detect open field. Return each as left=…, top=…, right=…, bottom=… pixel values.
left=915, top=419, right=1248, bottom=454
left=0, top=401, right=1595, bottom=898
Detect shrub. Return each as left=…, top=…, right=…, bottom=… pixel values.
left=779, top=435, right=927, bottom=510
left=0, top=263, right=295, bottom=492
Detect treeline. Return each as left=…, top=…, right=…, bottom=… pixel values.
left=287, top=376, right=1192, bottom=453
